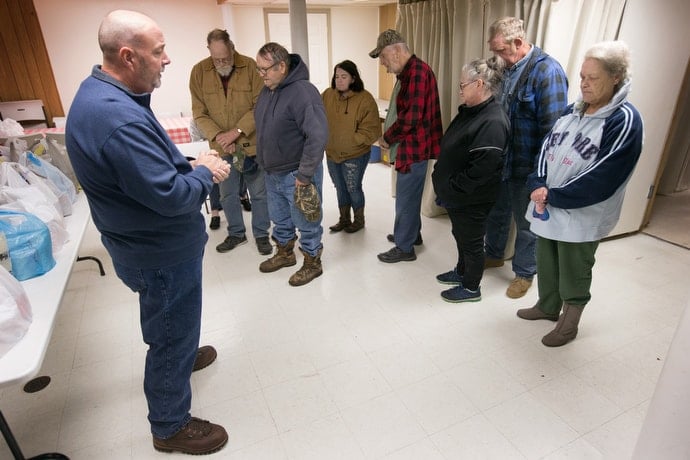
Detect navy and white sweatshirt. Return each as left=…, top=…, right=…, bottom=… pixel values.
left=526, top=79, right=643, bottom=242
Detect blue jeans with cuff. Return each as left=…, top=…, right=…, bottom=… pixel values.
left=113, top=254, right=203, bottom=439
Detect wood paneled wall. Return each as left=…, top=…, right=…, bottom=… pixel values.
left=0, top=0, right=63, bottom=126
left=377, top=3, right=398, bottom=100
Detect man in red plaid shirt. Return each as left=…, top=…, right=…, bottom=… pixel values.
left=370, top=29, right=443, bottom=263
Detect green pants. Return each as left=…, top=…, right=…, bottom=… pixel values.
left=536, top=237, right=599, bottom=315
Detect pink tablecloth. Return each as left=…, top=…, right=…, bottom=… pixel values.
left=24, top=116, right=192, bottom=145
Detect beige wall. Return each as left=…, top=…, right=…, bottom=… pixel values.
left=33, top=1, right=381, bottom=117
left=33, top=0, right=221, bottom=117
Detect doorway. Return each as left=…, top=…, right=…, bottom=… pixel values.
left=642, top=57, right=690, bottom=249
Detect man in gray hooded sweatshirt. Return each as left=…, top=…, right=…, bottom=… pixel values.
left=254, top=42, right=328, bottom=287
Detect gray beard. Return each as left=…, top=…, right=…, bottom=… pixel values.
left=216, top=66, right=233, bottom=77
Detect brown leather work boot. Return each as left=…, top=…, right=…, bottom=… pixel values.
left=345, top=207, right=365, bottom=233
left=153, top=417, right=228, bottom=455
left=192, top=345, right=217, bottom=372
left=289, top=248, right=323, bottom=286
left=506, top=276, right=532, bottom=298
left=259, top=237, right=297, bottom=273
left=329, top=206, right=351, bottom=232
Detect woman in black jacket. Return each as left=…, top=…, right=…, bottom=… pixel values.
left=431, top=58, right=509, bottom=302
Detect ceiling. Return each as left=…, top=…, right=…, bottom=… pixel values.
left=222, top=0, right=396, bottom=6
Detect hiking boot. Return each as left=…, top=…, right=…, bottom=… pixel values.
left=153, top=417, right=228, bottom=455
left=259, top=237, right=297, bottom=273
left=256, top=236, right=272, bottom=255
left=192, top=345, right=217, bottom=372
left=387, top=233, right=423, bottom=246
left=329, top=206, right=351, bottom=232
left=484, top=257, right=504, bottom=268
left=289, top=248, right=323, bottom=286
left=209, top=216, right=220, bottom=230
left=542, top=303, right=585, bottom=347
left=441, top=286, right=481, bottom=303
left=377, top=247, right=416, bottom=263
left=216, top=235, right=247, bottom=253
left=506, top=276, right=533, bottom=298
left=436, top=268, right=463, bottom=285
left=516, top=304, right=559, bottom=321
left=344, top=207, right=365, bottom=233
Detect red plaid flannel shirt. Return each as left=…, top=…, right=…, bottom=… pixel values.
left=384, top=55, right=443, bottom=173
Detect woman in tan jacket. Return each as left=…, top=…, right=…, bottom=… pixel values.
left=322, top=60, right=381, bottom=233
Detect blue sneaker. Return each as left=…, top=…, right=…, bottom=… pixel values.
left=436, top=268, right=463, bottom=285
left=441, top=286, right=481, bottom=303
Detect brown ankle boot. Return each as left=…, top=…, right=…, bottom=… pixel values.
left=516, top=303, right=559, bottom=321
left=289, top=248, right=323, bottom=286
left=345, top=207, right=365, bottom=233
left=329, top=206, right=351, bottom=232
left=259, top=237, right=297, bottom=273
left=542, top=303, right=585, bottom=347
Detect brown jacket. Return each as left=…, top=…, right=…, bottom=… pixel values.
left=321, top=88, right=381, bottom=163
left=189, top=52, right=263, bottom=156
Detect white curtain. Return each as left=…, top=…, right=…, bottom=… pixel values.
left=397, top=0, right=626, bottom=217
left=542, top=0, right=627, bottom=101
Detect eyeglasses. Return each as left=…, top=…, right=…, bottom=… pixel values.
left=459, top=80, right=478, bottom=90
left=256, top=62, right=279, bottom=75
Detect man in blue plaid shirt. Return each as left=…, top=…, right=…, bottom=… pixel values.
left=484, top=17, right=568, bottom=299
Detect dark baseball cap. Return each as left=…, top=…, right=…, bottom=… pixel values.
left=369, top=29, right=405, bottom=58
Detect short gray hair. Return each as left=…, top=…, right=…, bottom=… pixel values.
left=488, top=17, right=525, bottom=43
left=584, top=40, right=631, bottom=85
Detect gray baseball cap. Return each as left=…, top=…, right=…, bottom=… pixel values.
left=369, top=29, right=405, bottom=58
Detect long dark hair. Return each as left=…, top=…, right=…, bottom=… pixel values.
left=330, top=59, right=364, bottom=92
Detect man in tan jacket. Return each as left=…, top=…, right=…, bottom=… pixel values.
left=190, top=29, right=271, bottom=255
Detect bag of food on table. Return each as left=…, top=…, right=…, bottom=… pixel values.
left=0, top=162, right=68, bottom=253
left=0, top=264, right=33, bottom=358
left=0, top=210, right=55, bottom=281
left=19, top=151, right=77, bottom=216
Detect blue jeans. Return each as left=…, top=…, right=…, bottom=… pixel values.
left=219, top=157, right=269, bottom=239
left=326, top=153, right=370, bottom=209
left=113, top=254, right=203, bottom=439
left=484, top=178, right=537, bottom=279
left=265, top=163, right=324, bottom=256
left=393, top=160, right=427, bottom=253
left=209, top=183, right=221, bottom=211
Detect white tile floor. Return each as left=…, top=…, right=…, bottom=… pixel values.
left=2, top=161, right=690, bottom=459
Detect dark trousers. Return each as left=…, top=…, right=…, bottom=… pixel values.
left=447, top=202, right=494, bottom=291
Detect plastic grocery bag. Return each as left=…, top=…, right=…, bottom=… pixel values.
left=20, top=151, right=76, bottom=216
left=0, top=210, right=55, bottom=281
left=0, top=264, right=32, bottom=358
left=0, top=162, right=67, bottom=253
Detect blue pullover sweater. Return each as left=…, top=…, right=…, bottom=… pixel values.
left=65, top=66, right=213, bottom=269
